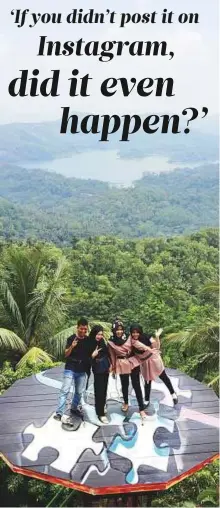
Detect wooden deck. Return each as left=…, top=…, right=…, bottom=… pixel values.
left=0, top=366, right=219, bottom=495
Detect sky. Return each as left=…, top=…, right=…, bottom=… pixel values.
left=0, top=0, right=219, bottom=127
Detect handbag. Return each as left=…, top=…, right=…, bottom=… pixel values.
left=92, top=356, right=110, bottom=374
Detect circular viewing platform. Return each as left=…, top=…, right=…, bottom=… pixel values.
left=0, top=366, right=219, bottom=495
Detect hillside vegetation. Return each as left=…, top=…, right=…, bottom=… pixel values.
left=0, top=163, right=218, bottom=243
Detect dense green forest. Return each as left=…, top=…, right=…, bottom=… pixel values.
left=0, top=163, right=218, bottom=242
left=0, top=230, right=219, bottom=506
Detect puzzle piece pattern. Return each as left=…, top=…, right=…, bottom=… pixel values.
left=21, top=374, right=194, bottom=487
left=22, top=415, right=102, bottom=473
left=152, top=377, right=192, bottom=407
left=109, top=411, right=174, bottom=484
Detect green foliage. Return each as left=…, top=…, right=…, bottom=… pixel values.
left=0, top=458, right=78, bottom=507
left=166, top=311, right=219, bottom=383
left=0, top=245, right=70, bottom=367
left=0, top=230, right=218, bottom=387
left=197, top=487, right=219, bottom=506
left=16, top=347, right=53, bottom=369
left=0, top=360, right=61, bottom=395
left=151, top=460, right=219, bottom=507
left=0, top=328, right=26, bottom=353
left=0, top=163, right=218, bottom=242
left=0, top=230, right=219, bottom=506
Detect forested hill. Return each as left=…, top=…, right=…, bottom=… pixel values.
left=0, top=119, right=218, bottom=163
left=0, top=163, right=218, bottom=243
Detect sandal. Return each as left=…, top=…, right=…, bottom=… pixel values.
left=140, top=410, right=147, bottom=423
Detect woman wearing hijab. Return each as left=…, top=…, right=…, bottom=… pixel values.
left=130, top=323, right=178, bottom=406
left=108, top=319, right=147, bottom=420
left=89, top=325, right=110, bottom=424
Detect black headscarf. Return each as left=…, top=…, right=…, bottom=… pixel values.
left=130, top=323, right=152, bottom=347
left=89, top=325, right=104, bottom=341
left=130, top=323, right=143, bottom=336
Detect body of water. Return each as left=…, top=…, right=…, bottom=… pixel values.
left=23, top=150, right=208, bottom=186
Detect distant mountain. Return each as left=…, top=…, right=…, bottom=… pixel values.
left=0, top=163, right=218, bottom=243
left=0, top=117, right=218, bottom=165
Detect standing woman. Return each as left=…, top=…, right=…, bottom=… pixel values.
left=108, top=320, right=147, bottom=420
left=130, top=324, right=178, bottom=406
left=89, top=325, right=110, bottom=424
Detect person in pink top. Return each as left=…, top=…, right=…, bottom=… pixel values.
left=130, top=323, right=178, bottom=406
left=108, top=319, right=147, bottom=420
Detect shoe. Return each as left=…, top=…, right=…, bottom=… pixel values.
left=53, top=413, right=62, bottom=421
left=70, top=405, right=84, bottom=418
left=98, top=416, right=109, bottom=424
left=71, top=404, right=83, bottom=415
left=121, top=403, right=129, bottom=412
left=172, top=393, right=178, bottom=405
left=61, top=414, right=70, bottom=424
left=140, top=410, right=148, bottom=423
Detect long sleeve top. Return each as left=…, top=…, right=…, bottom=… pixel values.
left=131, top=333, right=164, bottom=382
left=108, top=336, right=141, bottom=375
left=90, top=338, right=110, bottom=374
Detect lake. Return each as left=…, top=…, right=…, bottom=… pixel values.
left=23, top=150, right=206, bottom=186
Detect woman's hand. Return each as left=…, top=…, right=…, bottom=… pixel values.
left=92, top=345, right=101, bottom=359
left=155, top=328, right=163, bottom=339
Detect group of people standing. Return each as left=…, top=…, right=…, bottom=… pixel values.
left=54, top=317, right=178, bottom=425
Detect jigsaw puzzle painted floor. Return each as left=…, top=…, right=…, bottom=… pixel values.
left=0, top=366, right=219, bottom=494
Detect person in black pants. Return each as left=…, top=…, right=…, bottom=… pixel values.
left=120, top=366, right=146, bottom=413
left=89, top=325, right=110, bottom=424
left=108, top=319, right=147, bottom=420
left=130, top=324, right=178, bottom=406
left=144, top=371, right=176, bottom=402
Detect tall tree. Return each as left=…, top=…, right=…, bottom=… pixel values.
left=0, top=245, right=70, bottom=366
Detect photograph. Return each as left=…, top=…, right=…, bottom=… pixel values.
left=0, top=1, right=219, bottom=507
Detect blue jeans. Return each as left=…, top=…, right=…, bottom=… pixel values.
left=56, top=369, right=87, bottom=415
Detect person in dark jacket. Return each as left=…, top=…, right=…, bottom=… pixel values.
left=90, top=325, right=110, bottom=424
left=54, top=317, right=90, bottom=420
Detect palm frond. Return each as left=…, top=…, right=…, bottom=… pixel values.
left=197, top=487, right=218, bottom=505
left=195, top=351, right=219, bottom=369
left=48, top=321, right=112, bottom=359
left=166, top=330, right=192, bottom=347
left=200, top=280, right=219, bottom=296
left=29, top=253, right=44, bottom=293
left=47, top=326, right=74, bottom=359
left=0, top=281, right=25, bottom=336
left=26, top=257, right=69, bottom=342
left=16, top=347, right=52, bottom=369
left=8, top=250, right=32, bottom=313
left=0, top=328, right=26, bottom=353
left=208, top=374, right=220, bottom=391
left=166, top=320, right=219, bottom=355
